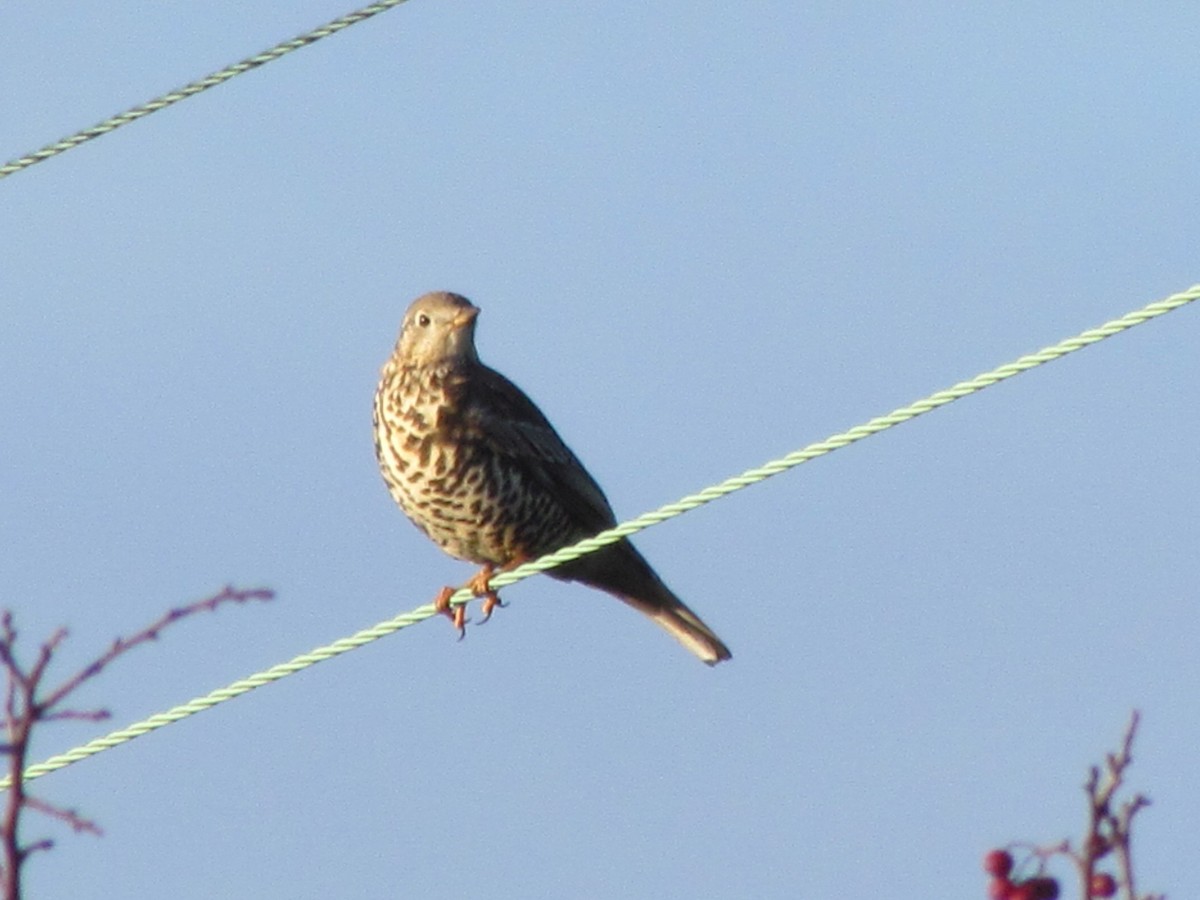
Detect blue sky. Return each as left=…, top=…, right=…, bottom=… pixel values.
left=2, top=4, right=1197, bottom=898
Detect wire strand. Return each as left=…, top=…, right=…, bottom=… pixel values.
left=0, top=0, right=410, bottom=180
left=3, top=283, right=1195, bottom=791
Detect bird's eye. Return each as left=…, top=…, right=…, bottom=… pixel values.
left=417, top=313, right=431, bottom=327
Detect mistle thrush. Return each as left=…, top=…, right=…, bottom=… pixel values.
left=373, top=291, right=731, bottom=665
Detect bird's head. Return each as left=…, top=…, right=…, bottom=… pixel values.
left=395, top=291, right=481, bottom=366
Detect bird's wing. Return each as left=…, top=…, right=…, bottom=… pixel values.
left=460, top=365, right=618, bottom=533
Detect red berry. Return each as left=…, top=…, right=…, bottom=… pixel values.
left=1090, top=873, right=1117, bottom=898
left=1087, top=834, right=1112, bottom=860
left=1008, top=884, right=1036, bottom=900
left=984, top=849, right=1014, bottom=878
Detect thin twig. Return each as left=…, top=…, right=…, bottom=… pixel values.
left=40, top=710, right=111, bottom=724
left=21, top=798, right=101, bottom=837
left=39, top=586, right=273, bottom=712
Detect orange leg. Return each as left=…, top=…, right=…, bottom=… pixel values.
left=434, top=555, right=531, bottom=638
left=468, top=565, right=505, bottom=624
left=473, top=554, right=533, bottom=624
left=433, top=585, right=468, bottom=639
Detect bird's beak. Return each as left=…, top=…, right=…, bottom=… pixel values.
left=451, top=307, right=480, bottom=329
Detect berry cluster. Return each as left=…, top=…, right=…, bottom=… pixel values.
left=983, top=849, right=1119, bottom=899
left=979, top=714, right=1159, bottom=900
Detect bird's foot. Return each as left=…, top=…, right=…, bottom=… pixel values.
left=433, top=586, right=468, bottom=639
left=478, top=590, right=506, bottom=624
left=467, top=565, right=506, bottom=625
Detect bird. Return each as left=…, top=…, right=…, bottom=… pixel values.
left=373, top=291, right=731, bottom=665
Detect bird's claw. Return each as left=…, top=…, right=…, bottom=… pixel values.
left=477, top=591, right=506, bottom=624
left=467, top=565, right=506, bottom=625
left=432, top=564, right=511, bottom=639
left=433, top=586, right=469, bottom=640
left=432, top=565, right=502, bottom=639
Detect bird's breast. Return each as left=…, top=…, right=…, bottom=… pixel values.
left=374, top=364, right=564, bottom=565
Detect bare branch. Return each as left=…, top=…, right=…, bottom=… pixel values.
left=0, top=584, right=272, bottom=898
left=40, top=709, right=111, bottom=724
left=20, top=839, right=53, bottom=857
left=22, top=797, right=102, bottom=837
left=40, top=586, right=273, bottom=711
left=1079, top=712, right=1154, bottom=900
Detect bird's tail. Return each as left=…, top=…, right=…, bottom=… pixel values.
left=553, top=540, right=732, bottom=665
left=645, top=599, right=732, bottom=666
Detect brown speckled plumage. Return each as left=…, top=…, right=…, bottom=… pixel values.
left=373, top=291, right=731, bottom=665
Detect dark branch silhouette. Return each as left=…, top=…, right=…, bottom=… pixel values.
left=0, top=585, right=272, bottom=899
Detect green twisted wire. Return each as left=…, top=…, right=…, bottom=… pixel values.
left=0, top=0, right=410, bottom=180
left=3, top=283, right=1195, bottom=790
